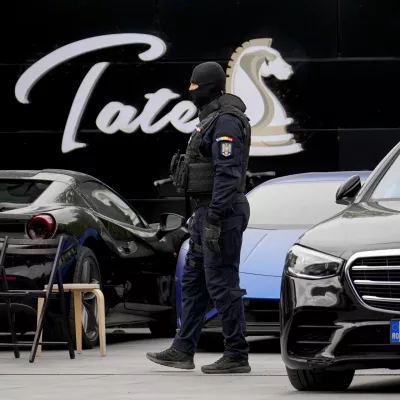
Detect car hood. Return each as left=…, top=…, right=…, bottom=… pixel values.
left=298, top=201, right=400, bottom=260
left=240, top=227, right=308, bottom=277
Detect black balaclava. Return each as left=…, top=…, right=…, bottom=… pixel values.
left=189, top=62, right=226, bottom=109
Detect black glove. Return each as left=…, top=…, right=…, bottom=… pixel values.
left=203, top=221, right=221, bottom=252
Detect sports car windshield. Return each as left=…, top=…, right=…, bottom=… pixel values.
left=246, top=181, right=348, bottom=229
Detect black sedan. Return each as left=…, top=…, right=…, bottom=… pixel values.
left=280, top=141, right=400, bottom=391
left=0, top=169, right=188, bottom=348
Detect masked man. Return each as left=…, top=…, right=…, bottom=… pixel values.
left=146, top=62, right=251, bottom=374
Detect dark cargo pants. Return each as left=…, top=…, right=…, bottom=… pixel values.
left=172, top=194, right=250, bottom=359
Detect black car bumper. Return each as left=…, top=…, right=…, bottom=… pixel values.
left=0, top=251, right=76, bottom=333
left=280, top=272, right=400, bottom=372
left=204, top=299, right=280, bottom=336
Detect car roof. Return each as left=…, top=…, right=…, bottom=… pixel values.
left=0, top=169, right=100, bottom=187
left=260, top=171, right=372, bottom=186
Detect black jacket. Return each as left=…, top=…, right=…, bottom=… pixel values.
left=198, top=93, right=250, bottom=226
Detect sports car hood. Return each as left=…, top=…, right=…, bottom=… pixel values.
left=298, top=201, right=400, bottom=260
left=240, top=227, right=307, bottom=277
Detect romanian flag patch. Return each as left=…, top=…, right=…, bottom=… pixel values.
left=216, top=136, right=233, bottom=142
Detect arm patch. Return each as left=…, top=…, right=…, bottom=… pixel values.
left=216, top=136, right=233, bottom=142
left=219, top=140, right=233, bottom=158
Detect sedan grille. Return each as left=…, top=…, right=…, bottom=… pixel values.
left=347, top=252, right=400, bottom=313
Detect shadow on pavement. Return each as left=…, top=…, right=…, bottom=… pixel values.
left=349, top=378, right=400, bottom=393
left=196, top=333, right=281, bottom=354
left=0, top=328, right=281, bottom=354
left=105, top=329, right=153, bottom=344
left=0, top=328, right=154, bottom=352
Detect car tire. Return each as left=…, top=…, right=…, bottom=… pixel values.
left=69, top=246, right=103, bottom=349
left=286, top=367, right=355, bottom=391
left=44, top=246, right=103, bottom=350
left=148, top=276, right=177, bottom=338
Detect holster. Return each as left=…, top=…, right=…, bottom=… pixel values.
left=170, top=151, right=187, bottom=194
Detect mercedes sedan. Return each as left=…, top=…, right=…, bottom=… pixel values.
left=281, top=141, right=400, bottom=391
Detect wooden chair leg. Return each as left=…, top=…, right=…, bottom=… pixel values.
left=93, top=289, right=106, bottom=356
left=73, top=291, right=82, bottom=354
left=29, top=294, right=49, bottom=363
left=36, top=297, right=44, bottom=357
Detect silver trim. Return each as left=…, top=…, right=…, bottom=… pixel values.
left=345, top=249, right=400, bottom=316
left=363, top=295, right=400, bottom=303
left=354, top=280, right=400, bottom=286
left=353, top=266, right=400, bottom=270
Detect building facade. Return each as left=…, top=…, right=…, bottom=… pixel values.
left=4, top=0, right=400, bottom=219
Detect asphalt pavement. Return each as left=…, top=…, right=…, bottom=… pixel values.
left=0, top=329, right=400, bottom=399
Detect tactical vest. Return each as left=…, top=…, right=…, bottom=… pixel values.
left=170, top=104, right=251, bottom=195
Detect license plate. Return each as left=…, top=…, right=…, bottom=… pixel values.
left=390, top=320, right=400, bottom=344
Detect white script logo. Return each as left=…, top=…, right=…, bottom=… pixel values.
left=15, top=33, right=301, bottom=156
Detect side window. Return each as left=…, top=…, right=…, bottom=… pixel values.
left=51, top=184, right=89, bottom=208
left=78, top=181, right=141, bottom=226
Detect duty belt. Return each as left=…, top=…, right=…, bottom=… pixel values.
left=190, top=196, right=211, bottom=210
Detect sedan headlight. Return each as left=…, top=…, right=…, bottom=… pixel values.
left=284, top=245, right=344, bottom=279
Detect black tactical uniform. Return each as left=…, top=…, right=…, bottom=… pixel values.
left=146, top=62, right=251, bottom=374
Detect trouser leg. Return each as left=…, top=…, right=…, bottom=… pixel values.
left=204, top=198, right=250, bottom=359
left=172, top=207, right=210, bottom=356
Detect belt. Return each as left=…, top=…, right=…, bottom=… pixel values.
left=191, top=196, right=211, bottom=209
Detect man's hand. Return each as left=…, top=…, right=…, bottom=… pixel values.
left=203, top=221, right=221, bottom=252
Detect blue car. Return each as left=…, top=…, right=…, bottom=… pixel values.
left=175, top=170, right=371, bottom=336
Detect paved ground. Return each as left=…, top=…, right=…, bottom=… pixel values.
left=0, top=329, right=400, bottom=399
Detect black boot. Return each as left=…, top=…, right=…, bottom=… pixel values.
left=201, top=355, right=251, bottom=374
left=146, top=347, right=195, bottom=370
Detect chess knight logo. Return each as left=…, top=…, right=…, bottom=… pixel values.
left=225, top=39, right=301, bottom=156
left=15, top=34, right=302, bottom=156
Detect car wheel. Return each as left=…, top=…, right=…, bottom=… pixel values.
left=69, top=246, right=103, bottom=349
left=286, top=367, right=355, bottom=391
left=148, top=275, right=177, bottom=338
left=44, top=246, right=102, bottom=350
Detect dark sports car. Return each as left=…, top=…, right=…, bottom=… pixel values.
left=0, top=169, right=188, bottom=348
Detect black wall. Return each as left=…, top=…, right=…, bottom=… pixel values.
left=3, top=0, right=400, bottom=221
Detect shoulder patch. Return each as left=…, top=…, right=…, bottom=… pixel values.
left=220, top=141, right=233, bottom=157
left=216, top=136, right=233, bottom=142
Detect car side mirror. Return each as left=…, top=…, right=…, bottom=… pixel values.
left=160, top=213, right=185, bottom=233
left=336, top=175, right=361, bottom=205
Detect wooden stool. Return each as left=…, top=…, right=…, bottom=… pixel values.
left=37, top=284, right=106, bottom=356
